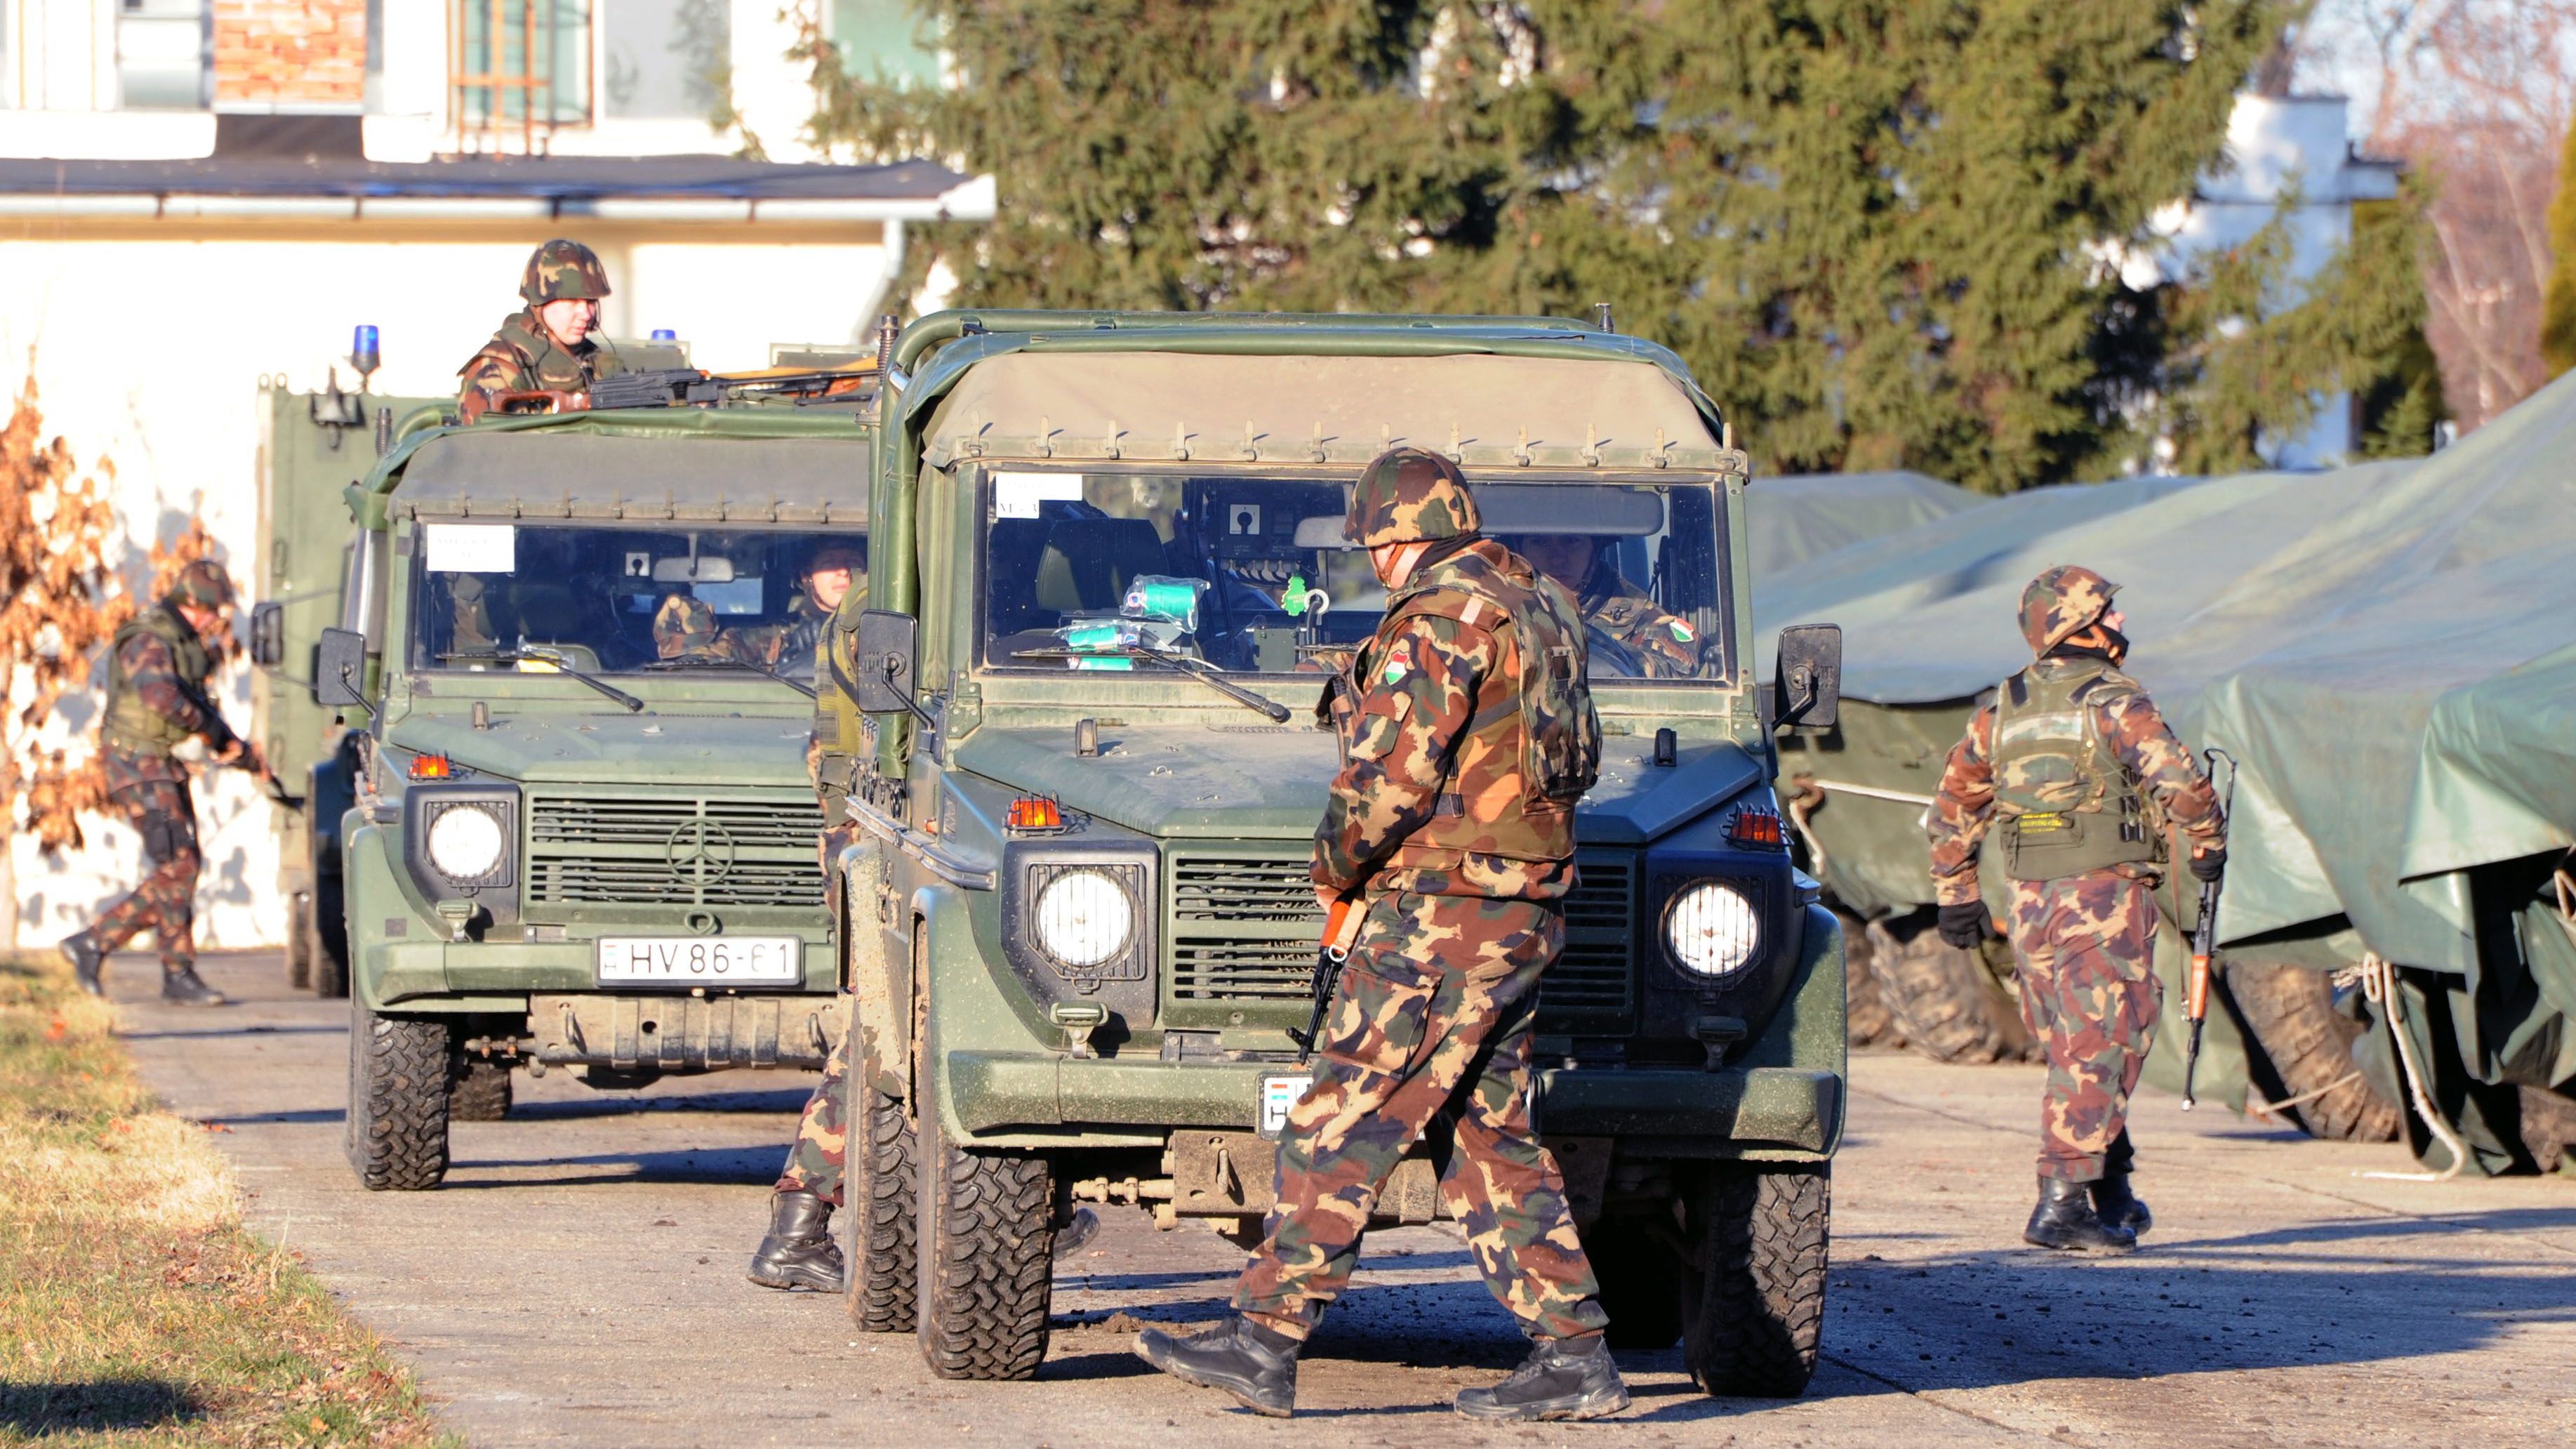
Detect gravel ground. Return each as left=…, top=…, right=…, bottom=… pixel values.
left=107, top=951, right=2576, bottom=1448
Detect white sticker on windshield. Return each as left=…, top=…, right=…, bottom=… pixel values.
left=424, top=523, right=517, bottom=574
left=994, top=471, right=1084, bottom=520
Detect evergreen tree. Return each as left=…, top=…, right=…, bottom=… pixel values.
left=804, top=1, right=2432, bottom=489
left=2542, top=110, right=2576, bottom=383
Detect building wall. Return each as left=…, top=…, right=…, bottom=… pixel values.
left=1, top=218, right=893, bottom=949
left=215, top=0, right=366, bottom=110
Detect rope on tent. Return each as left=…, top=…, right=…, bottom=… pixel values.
left=2355, top=952, right=2471, bottom=1184
left=2245, top=1072, right=2363, bottom=1118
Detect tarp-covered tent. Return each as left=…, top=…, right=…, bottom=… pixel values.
left=1746, top=471, right=1984, bottom=574
left=1753, top=371, right=2576, bottom=1172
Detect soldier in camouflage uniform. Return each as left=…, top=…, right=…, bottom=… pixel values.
left=1926, top=565, right=2224, bottom=1255
left=59, top=562, right=263, bottom=1006
left=1514, top=533, right=1704, bottom=677
left=1138, top=448, right=1627, bottom=1423
left=456, top=239, right=616, bottom=423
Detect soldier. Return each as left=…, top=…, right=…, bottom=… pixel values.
left=1136, top=448, right=1626, bottom=1422
left=457, top=239, right=615, bottom=423
left=58, top=561, right=265, bottom=1006
left=1926, top=565, right=2224, bottom=1255
left=1513, top=533, right=1704, bottom=678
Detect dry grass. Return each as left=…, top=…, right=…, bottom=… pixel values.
left=0, top=953, right=455, bottom=1447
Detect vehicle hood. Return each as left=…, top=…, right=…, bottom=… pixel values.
left=950, top=724, right=1765, bottom=844
left=385, top=710, right=818, bottom=788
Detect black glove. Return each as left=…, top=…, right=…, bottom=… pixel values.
left=2189, top=847, right=2226, bottom=884
left=1936, top=901, right=1991, bottom=950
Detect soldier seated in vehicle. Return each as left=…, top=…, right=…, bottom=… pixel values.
left=1509, top=533, right=1705, bottom=679
left=456, top=239, right=616, bottom=423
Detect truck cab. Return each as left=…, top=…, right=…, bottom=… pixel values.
left=837, top=312, right=1846, bottom=1398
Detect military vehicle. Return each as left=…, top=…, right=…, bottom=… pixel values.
left=828, top=310, right=1847, bottom=1397
left=300, top=373, right=873, bottom=1191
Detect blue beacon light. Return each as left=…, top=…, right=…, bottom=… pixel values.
left=651, top=329, right=677, bottom=342
left=351, top=324, right=380, bottom=381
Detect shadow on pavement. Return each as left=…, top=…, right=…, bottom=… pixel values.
left=114, top=1024, right=345, bottom=1042
left=505, top=1087, right=816, bottom=1120
left=0, top=1380, right=199, bottom=1434
left=441, top=1145, right=781, bottom=1187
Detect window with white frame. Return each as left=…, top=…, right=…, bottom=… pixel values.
left=119, top=0, right=213, bottom=111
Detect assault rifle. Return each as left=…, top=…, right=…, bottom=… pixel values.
left=1287, top=896, right=1363, bottom=1064
left=2180, top=746, right=2238, bottom=1111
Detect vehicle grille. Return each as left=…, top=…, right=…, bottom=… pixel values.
left=524, top=792, right=825, bottom=908
left=1163, top=849, right=1638, bottom=1026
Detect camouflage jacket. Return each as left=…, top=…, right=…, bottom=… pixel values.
left=458, top=310, right=601, bottom=413
left=1927, top=655, right=2222, bottom=906
left=102, top=609, right=238, bottom=790
left=1313, top=539, right=1578, bottom=904
left=1582, top=581, right=1703, bottom=678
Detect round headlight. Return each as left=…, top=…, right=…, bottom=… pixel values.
left=1033, top=869, right=1134, bottom=968
left=1666, top=881, right=1760, bottom=978
left=426, top=805, right=505, bottom=882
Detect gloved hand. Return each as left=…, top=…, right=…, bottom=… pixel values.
left=2189, top=847, right=2226, bottom=884
left=1936, top=901, right=1991, bottom=950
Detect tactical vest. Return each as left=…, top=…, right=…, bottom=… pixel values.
left=103, top=606, right=213, bottom=757
left=811, top=588, right=872, bottom=801
left=462, top=311, right=611, bottom=394
left=1350, top=545, right=1601, bottom=869
left=1990, top=659, right=2160, bottom=881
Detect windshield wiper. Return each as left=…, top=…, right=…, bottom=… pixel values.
left=1012, top=643, right=1292, bottom=722
left=437, top=648, right=646, bottom=713
left=639, top=656, right=818, bottom=699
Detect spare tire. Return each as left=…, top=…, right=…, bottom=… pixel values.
left=1840, top=910, right=1904, bottom=1050
left=1868, top=909, right=2035, bottom=1065
left=2226, top=960, right=2400, bottom=1143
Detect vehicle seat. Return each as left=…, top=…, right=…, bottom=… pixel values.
left=1034, top=519, right=1169, bottom=614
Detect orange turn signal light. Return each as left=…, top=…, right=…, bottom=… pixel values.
left=1729, top=807, right=1784, bottom=848
left=1005, top=797, right=1063, bottom=831
left=409, top=753, right=453, bottom=781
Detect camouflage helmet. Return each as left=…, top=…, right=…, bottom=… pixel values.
left=519, top=239, right=611, bottom=304
left=2018, top=565, right=2121, bottom=655
left=165, top=559, right=236, bottom=611
left=1346, top=446, right=1480, bottom=547
left=653, top=593, right=717, bottom=659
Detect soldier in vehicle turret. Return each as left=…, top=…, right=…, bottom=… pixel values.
left=457, top=239, right=616, bottom=423
left=1926, top=565, right=2225, bottom=1255
left=1512, top=533, right=1704, bottom=678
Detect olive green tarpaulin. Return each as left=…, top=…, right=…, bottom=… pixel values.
left=1746, top=471, right=1983, bottom=574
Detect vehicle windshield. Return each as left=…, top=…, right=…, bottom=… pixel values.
left=408, top=522, right=865, bottom=680
left=978, top=468, right=1726, bottom=681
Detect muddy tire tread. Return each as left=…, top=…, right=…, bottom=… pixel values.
left=446, top=1054, right=513, bottom=1122
left=347, top=1005, right=449, bottom=1191
left=915, top=1107, right=1053, bottom=1380
left=846, top=1068, right=919, bottom=1332
left=1870, top=914, right=2031, bottom=1065
left=1682, top=1164, right=1829, bottom=1398
left=2227, top=961, right=2400, bottom=1143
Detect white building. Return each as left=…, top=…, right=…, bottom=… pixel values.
left=0, top=2, right=980, bottom=949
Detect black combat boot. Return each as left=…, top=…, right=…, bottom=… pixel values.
left=2024, top=1175, right=2137, bottom=1255
left=60, top=933, right=105, bottom=998
left=160, top=962, right=230, bottom=1007
left=1135, top=1315, right=1302, bottom=1417
left=2092, top=1132, right=2150, bottom=1233
left=747, top=1189, right=844, bottom=1291
left=1455, top=1333, right=1631, bottom=1421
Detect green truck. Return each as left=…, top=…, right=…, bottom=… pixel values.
left=832, top=311, right=1847, bottom=1398
left=284, top=386, right=873, bottom=1191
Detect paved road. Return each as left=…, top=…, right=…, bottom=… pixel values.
left=112, top=952, right=2576, bottom=1448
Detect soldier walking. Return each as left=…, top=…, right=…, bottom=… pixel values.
left=58, top=561, right=264, bottom=1006
left=1927, top=566, right=2224, bottom=1254
left=1136, top=448, right=1626, bottom=1422
left=456, top=239, right=617, bottom=423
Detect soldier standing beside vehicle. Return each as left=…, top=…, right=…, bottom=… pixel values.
left=1136, top=448, right=1626, bottom=1422
left=456, top=239, right=616, bottom=423
left=58, top=562, right=265, bottom=1006
left=1926, top=565, right=2224, bottom=1255
left=1513, top=533, right=1704, bottom=678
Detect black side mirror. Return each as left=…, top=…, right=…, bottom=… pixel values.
left=314, top=627, right=367, bottom=708
left=1772, top=623, right=1842, bottom=732
left=854, top=609, right=936, bottom=724
left=248, top=602, right=284, bottom=667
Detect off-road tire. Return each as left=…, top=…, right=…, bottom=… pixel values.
left=1680, top=1163, right=1829, bottom=1398
left=286, top=889, right=313, bottom=990
left=309, top=874, right=349, bottom=1000
left=1869, top=911, right=2033, bottom=1065
left=914, top=1101, right=1054, bottom=1379
left=2226, top=960, right=2399, bottom=1143
left=346, top=1003, right=450, bottom=1191
left=447, top=1049, right=514, bottom=1123
left=2521, top=1087, right=2576, bottom=1175
left=1840, top=909, right=1903, bottom=1050
left=1585, top=1215, right=1685, bottom=1350
left=844, top=1025, right=919, bottom=1333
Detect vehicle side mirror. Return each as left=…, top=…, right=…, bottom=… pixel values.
left=853, top=609, right=933, bottom=722
left=314, top=627, right=367, bottom=708
left=1772, top=623, right=1842, bottom=732
left=248, top=602, right=284, bottom=667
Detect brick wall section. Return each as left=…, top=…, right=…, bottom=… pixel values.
left=214, top=1, right=368, bottom=108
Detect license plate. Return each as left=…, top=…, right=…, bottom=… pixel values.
left=1258, top=1072, right=1311, bottom=1141
left=595, top=936, right=802, bottom=986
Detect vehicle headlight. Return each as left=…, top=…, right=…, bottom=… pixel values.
left=425, top=804, right=507, bottom=883
left=1666, top=880, right=1760, bottom=978
left=1033, top=868, right=1135, bottom=968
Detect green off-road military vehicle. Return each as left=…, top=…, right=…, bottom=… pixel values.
left=830, top=311, right=1847, bottom=1397
left=307, top=385, right=873, bottom=1191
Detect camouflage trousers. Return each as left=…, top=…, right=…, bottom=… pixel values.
left=774, top=821, right=862, bottom=1205
left=1234, top=892, right=1608, bottom=1342
left=87, top=781, right=201, bottom=970
left=2007, top=871, right=2162, bottom=1182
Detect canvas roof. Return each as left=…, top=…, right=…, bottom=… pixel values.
left=394, top=429, right=868, bottom=525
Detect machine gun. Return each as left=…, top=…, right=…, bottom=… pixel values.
left=2180, top=746, right=2238, bottom=1110
left=588, top=366, right=879, bottom=412
left=1287, top=896, right=1362, bottom=1064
